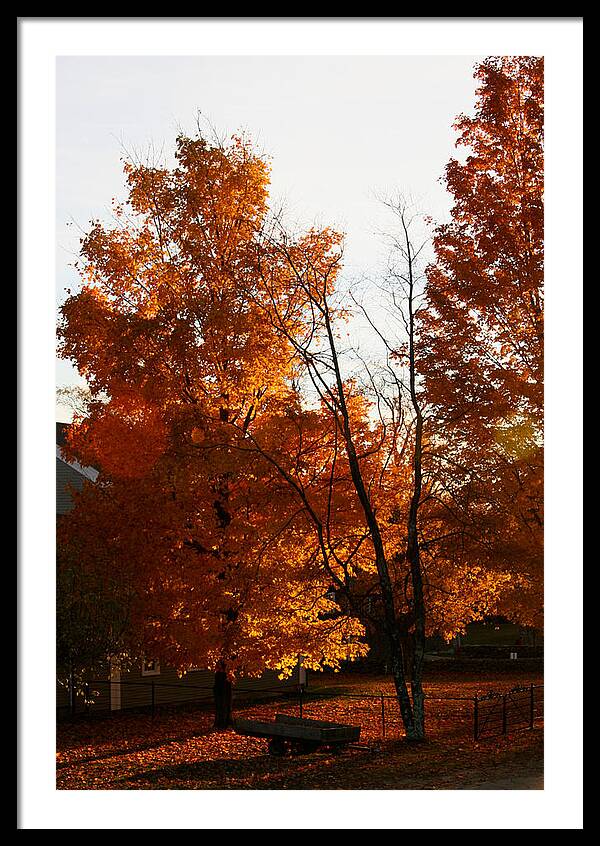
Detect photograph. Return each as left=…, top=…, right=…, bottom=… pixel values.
left=18, top=17, right=583, bottom=830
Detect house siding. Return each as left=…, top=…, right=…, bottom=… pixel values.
left=56, top=456, right=87, bottom=515
left=57, top=663, right=297, bottom=716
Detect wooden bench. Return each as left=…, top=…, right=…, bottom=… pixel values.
left=234, top=713, right=361, bottom=756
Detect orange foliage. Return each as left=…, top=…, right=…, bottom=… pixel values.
left=58, top=57, right=545, bottom=689
left=418, top=57, right=544, bottom=628
left=58, top=133, right=367, bottom=680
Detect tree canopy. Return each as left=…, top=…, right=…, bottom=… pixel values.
left=57, top=58, right=544, bottom=733
left=419, top=56, right=544, bottom=627
left=58, top=133, right=367, bottom=679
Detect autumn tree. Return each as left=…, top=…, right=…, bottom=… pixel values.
left=58, top=55, right=544, bottom=740
left=419, top=56, right=544, bottom=628
left=235, top=215, right=435, bottom=739
left=57, top=131, right=366, bottom=725
left=244, top=156, right=541, bottom=739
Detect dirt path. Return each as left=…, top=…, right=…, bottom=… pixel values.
left=466, top=774, right=543, bottom=790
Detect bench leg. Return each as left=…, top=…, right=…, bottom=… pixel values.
left=268, top=737, right=288, bottom=756
left=329, top=743, right=348, bottom=755
left=291, top=739, right=321, bottom=755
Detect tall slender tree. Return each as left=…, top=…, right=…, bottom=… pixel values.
left=250, top=216, right=432, bottom=739
left=419, top=56, right=544, bottom=626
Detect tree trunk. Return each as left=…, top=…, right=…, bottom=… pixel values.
left=264, top=220, right=428, bottom=742
left=213, top=666, right=233, bottom=728
left=323, top=303, right=423, bottom=741
left=399, top=632, right=415, bottom=678
left=404, top=210, right=426, bottom=741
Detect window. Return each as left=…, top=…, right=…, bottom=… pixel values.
left=141, top=658, right=160, bottom=676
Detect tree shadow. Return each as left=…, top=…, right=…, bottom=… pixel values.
left=121, top=746, right=378, bottom=789
left=56, top=728, right=214, bottom=769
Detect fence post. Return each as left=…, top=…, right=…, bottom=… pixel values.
left=380, top=693, right=386, bottom=739
left=502, top=694, right=507, bottom=735
left=529, top=684, right=535, bottom=729
left=299, top=685, right=303, bottom=720
left=473, top=695, right=479, bottom=741
left=151, top=680, right=155, bottom=719
left=84, top=682, right=90, bottom=715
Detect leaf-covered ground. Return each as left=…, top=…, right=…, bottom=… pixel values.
left=56, top=669, right=543, bottom=790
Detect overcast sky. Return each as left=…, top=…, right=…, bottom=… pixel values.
left=56, top=55, right=481, bottom=420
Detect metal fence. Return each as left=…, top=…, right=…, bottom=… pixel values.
left=473, top=684, right=544, bottom=740
left=62, top=677, right=543, bottom=743
left=68, top=677, right=295, bottom=717
left=292, top=684, right=544, bottom=742
left=295, top=689, right=473, bottom=741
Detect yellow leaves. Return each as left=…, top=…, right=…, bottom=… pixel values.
left=492, top=416, right=540, bottom=460
left=424, top=562, right=524, bottom=643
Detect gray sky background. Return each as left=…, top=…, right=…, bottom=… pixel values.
left=56, top=55, right=481, bottom=420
